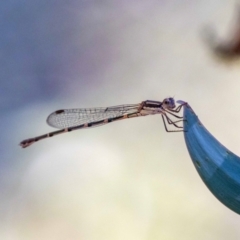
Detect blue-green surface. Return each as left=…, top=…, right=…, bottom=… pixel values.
left=183, top=104, right=240, bottom=214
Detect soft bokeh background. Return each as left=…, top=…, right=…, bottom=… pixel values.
left=2, top=0, right=240, bottom=239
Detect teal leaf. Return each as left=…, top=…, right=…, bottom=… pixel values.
left=183, top=104, right=240, bottom=214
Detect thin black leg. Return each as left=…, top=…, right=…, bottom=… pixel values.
left=165, top=116, right=185, bottom=129
left=164, top=109, right=183, bottom=119
left=168, top=103, right=187, bottom=113
left=161, top=115, right=185, bottom=132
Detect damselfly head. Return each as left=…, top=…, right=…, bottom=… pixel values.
left=162, top=98, right=175, bottom=109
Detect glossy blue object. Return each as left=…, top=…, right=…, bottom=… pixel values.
left=183, top=104, right=240, bottom=214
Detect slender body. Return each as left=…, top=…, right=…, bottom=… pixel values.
left=20, top=98, right=185, bottom=148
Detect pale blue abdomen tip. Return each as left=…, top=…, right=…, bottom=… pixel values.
left=183, top=104, right=240, bottom=214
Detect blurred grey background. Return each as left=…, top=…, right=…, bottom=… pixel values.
left=2, top=0, right=240, bottom=239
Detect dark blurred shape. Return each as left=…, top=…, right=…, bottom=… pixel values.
left=203, top=6, right=240, bottom=61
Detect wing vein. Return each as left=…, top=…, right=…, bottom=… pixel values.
left=47, top=103, right=141, bottom=129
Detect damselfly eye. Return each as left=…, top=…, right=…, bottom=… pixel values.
left=164, top=100, right=169, bottom=104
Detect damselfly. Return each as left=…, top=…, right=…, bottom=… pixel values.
left=20, top=98, right=186, bottom=148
